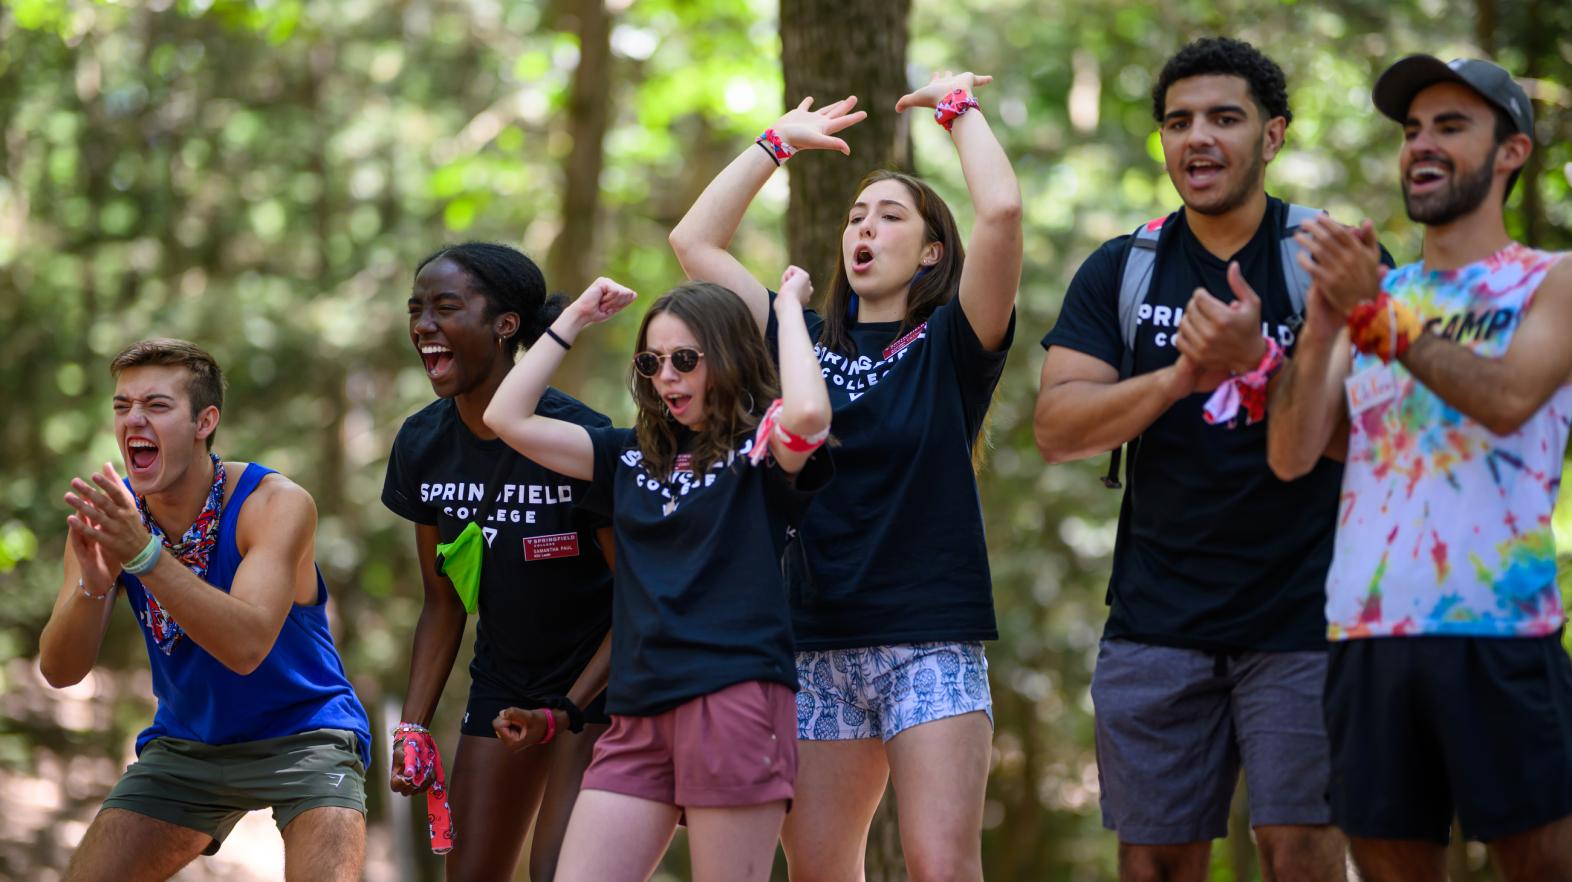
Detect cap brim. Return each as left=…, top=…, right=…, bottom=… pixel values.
left=1373, top=55, right=1469, bottom=123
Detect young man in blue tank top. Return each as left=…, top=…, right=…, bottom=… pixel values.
left=1270, top=57, right=1572, bottom=881
left=40, top=339, right=371, bottom=882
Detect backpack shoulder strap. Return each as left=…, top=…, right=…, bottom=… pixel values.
left=1116, top=215, right=1167, bottom=365
left=1279, top=203, right=1326, bottom=323
left=1103, top=213, right=1171, bottom=489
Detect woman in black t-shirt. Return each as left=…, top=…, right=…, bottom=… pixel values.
left=669, top=72, right=1022, bottom=880
left=483, top=269, right=832, bottom=882
left=382, top=243, right=616, bottom=881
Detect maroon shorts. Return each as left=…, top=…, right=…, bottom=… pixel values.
left=580, top=680, right=797, bottom=808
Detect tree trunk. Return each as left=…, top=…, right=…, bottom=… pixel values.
left=780, top=0, right=913, bottom=286
left=545, top=0, right=613, bottom=296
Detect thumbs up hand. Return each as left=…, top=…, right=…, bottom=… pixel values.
left=1173, top=262, right=1270, bottom=375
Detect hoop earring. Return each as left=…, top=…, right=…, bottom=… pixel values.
left=742, top=390, right=756, bottom=413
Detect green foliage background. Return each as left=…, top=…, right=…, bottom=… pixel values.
left=0, top=0, right=1567, bottom=879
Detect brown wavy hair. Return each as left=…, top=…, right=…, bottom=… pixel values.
left=630, top=282, right=780, bottom=478
left=817, top=170, right=966, bottom=356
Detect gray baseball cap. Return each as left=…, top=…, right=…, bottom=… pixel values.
left=1373, top=55, right=1533, bottom=135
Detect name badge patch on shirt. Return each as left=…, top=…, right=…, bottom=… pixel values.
left=1345, top=364, right=1397, bottom=416
left=522, top=532, right=580, bottom=561
left=882, top=322, right=928, bottom=360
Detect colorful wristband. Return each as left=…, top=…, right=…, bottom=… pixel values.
left=123, top=533, right=162, bottom=576
left=934, top=88, right=980, bottom=131
left=748, top=398, right=829, bottom=465
left=540, top=707, right=557, bottom=744
left=1202, top=337, right=1285, bottom=428
left=756, top=128, right=797, bottom=166
left=1348, top=293, right=1422, bottom=363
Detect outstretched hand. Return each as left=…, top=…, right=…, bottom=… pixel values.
left=895, top=71, right=993, bottom=112
left=778, top=265, right=813, bottom=307
left=569, top=277, right=637, bottom=327
left=773, top=96, right=867, bottom=156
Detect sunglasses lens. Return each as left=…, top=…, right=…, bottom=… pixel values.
left=633, top=353, right=659, bottom=377
left=672, top=349, right=700, bottom=373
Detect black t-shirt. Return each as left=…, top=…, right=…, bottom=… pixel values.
left=580, top=426, right=833, bottom=716
left=1041, top=197, right=1377, bottom=652
left=382, top=391, right=614, bottom=701
left=766, top=298, right=1014, bottom=650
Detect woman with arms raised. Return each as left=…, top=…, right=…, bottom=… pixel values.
left=483, top=267, right=832, bottom=882
left=669, top=71, right=1022, bottom=882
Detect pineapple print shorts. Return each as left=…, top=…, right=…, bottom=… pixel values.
left=794, top=642, right=994, bottom=742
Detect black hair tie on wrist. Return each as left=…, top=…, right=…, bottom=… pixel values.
left=549, top=697, right=586, bottom=733
left=543, top=327, right=572, bottom=351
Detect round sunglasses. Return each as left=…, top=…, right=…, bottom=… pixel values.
left=633, top=347, right=705, bottom=378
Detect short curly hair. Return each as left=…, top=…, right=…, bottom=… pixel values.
left=1152, top=37, right=1292, bottom=126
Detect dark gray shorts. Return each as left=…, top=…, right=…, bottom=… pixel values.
left=1090, top=639, right=1332, bottom=845
left=101, top=728, right=367, bottom=855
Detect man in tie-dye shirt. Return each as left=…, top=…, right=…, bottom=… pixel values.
left=1268, top=56, right=1572, bottom=881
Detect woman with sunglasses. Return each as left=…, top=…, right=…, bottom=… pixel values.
left=484, top=266, right=832, bottom=882
left=669, top=72, right=1021, bottom=882
left=382, top=243, right=616, bottom=880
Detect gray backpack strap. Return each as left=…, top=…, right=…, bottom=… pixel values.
left=1104, top=216, right=1168, bottom=489
left=1279, top=203, right=1325, bottom=325
left=1117, top=222, right=1164, bottom=360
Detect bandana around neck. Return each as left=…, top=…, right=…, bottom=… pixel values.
left=132, top=454, right=226, bottom=655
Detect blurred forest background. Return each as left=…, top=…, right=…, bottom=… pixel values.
left=1, top=0, right=1569, bottom=879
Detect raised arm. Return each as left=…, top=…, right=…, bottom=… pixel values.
left=60, top=464, right=319, bottom=676
left=483, top=278, right=638, bottom=480
left=769, top=266, right=832, bottom=475
left=669, top=96, right=867, bottom=332
left=896, top=72, right=1021, bottom=350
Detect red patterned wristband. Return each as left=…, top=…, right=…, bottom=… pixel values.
left=934, top=89, right=980, bottom=131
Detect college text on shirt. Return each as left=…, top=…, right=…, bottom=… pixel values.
left=814, top=321, right=927, bottom=402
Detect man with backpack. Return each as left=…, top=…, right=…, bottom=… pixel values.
left=1034, top=37, right=1382, bottom=881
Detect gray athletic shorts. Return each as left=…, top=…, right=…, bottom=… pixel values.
left=1090, top=638, right=1332, bottom=845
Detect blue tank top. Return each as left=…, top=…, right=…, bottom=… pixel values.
left=122, top=463, right=372, bottom=766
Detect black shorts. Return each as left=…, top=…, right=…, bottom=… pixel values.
left=1326, top=633, right=1572, bottom=842
left=461, top=690, right=610, bottom=738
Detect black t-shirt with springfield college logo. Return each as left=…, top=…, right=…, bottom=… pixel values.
left=580, top=426, right=833, bottom=716
left=1041, top=197, right=1377, bottom=652
left=765, top=297, right=1014, bottom=651
left=381, top=390, right=614, bottom=702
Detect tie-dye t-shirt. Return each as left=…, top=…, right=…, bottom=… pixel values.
left=1327, top=244, right=1570, bottom=640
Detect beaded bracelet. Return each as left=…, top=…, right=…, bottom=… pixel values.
left=78, top=577, right=111, bottom=601
left=123, top=534, right=162, bottom=576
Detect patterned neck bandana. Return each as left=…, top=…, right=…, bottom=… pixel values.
left=132, top=454, right=226, bottom=655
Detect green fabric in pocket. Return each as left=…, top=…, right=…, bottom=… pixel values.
left=435, top=521, right=483, bottom=614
